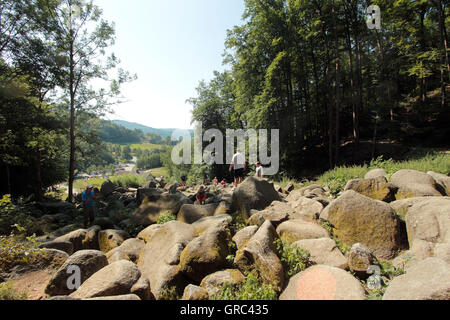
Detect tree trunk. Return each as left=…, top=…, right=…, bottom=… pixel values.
left=35, top=146, right=42, bottom=202
left=67, top=28, right=76, bottom=203
left=332, top=0, right=340, bottom=165
left=6, top=165, right=12, bottom=196
left=437, top=0, right=447, bottom=107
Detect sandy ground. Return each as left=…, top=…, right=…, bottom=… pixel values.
left=10, top=269, right=54, bottom=300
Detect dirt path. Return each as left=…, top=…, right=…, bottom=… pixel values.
left=10, top=269, right=54, bottom=300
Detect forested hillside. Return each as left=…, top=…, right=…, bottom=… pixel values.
left=188, top=0, right=450, bottom=179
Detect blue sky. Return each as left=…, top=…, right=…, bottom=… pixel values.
left=94, top=0, right=245, bottom=129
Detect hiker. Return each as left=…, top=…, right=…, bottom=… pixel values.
left=82, top=185, right=98, bottom=228
left=229, top=149, right=246, bottom=188
left=180, top=174, right=187, bottom=186
left=168, top=182, right=179, bottom=195
left=196, top=186, right=207, bottom=205
left=220, top=179, right=227, bottom=186
left=212, top=177, right=219, bottom=185
left=255, top=161, right=264, bottom=178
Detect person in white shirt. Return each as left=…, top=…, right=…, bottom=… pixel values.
left=255, top=161, right=264, bottom=178
left=229, top=149, right=246, bottom=188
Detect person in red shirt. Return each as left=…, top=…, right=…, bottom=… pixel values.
left=196, top=186, right=207, bottom=205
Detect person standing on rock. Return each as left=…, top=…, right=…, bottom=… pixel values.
left=229, top=149, right=246, bottom=188
left=82, top=185, right=98, bottom=228
left=255, top=161, right=264, bottom=178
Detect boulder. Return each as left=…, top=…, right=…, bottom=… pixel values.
left=390, top=169, right=444, bottom=199
left=247, top=201, right=291, bottom=228
left=191, top=214, right=232, bottom=236
left=85, top=294, right=141, bottom=300
left=106, top=238, right=144, bottom=264
left=232, top=226, right=259, bottom=250
left=293, top=238, right=347, bottom=269
left=392, top=239, right=435, bottom=270
left=234, top=221, right=284, bottom=291
left=45, top=250, right=108, bottom=296
left=344, top=176, right=397, bottom=202
left=131, top=193, right=193, bottom=226
left=279, top=265, right=366, bottom=300
left=434, top=243, right=450, bottom=265
left=289, top=197, right=324, bottom=220
left=177, top=203, right=219, bottom=224
left=364, top=168, right=387, bottom=180
left=181, top=284, right=209, bottom=300
left=83, top=225, right=101, bottom=250
left=70, top=260, right=141, bottom=299
left=130, top=276, right=153, bottom=300
left=383, top=258, right=450, bottom=300
left=213, top=201, right=230, bottom=216
left=39, top=240, right=74, bottom=256
left=427, top=171, right=450, bottom=196
left=320, top=190, right=407, bottom=259
left=54, top=229, right=88, bottom=252
left=92, top=217, right=115, bottom=230
left=347, top=243, right=376, bottom=278
left=389, top=197, right=436, bottom=221
left=137, top=224, right=162, bottom=243
left=405, top=197, right=450, bottom=245
left=231, top=177, right=281, bottom=218
left=101, top=180, right=116, bottom=197
left=179, top=224, right=231, bottom=283
left=98, top=229, right=131, bottom=253
left=137, top=221, right=196, bottom=299
left=200, top=269, right=245, bottom=297
left=276, top=219, right=330, bottom=243
left=136, top=188, right=163, bottom=206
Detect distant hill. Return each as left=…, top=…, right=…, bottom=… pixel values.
left=112, top=120, right=192, bottom=138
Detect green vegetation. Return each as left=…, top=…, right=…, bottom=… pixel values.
left=0, top=282, right=28, bottom=301
left=364, top=260, right=405, bottom=300
left=0, top=224, right=43, bottom=272
left=275, top=239, right=312, bottom=278
left=74, top=174, right=146, bottom=192
left=0, top=195, right=43, bottom=236
left=317, top=220, right=351, bottom=256
left=159, top=286, right=181, bottom=301
left=212, top=272, right=278, bottom=300
left=314, top=152, right=450, bottom=196
left=156, top=211, right=176, bottom=225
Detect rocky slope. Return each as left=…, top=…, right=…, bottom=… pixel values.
left=2, top=170, right=449, bottom=300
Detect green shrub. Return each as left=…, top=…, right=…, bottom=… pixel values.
left=275, top=239, right=312, bottom=278
left=0, top=195, right=42, bottom=236
left=0, top=226, right=43, bottom=273
left=212, top=272, right=278, bottom=300
left=159, top=285, right=180, bottom=300
left=110, top=174, right=146, bottom=189
left=317, top=221, right=351, bottom=255
left=157, top=211, right=176, bottom=224
left=364, top=259, right=405, bottom=300
left=0, top=282, right=28, bottom=300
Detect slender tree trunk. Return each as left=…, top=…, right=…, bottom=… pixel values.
left=68, top=30, right=76, bottom=203
left=437, top=0, right=447, bottom=107
left=35, top=146, right=42, bottom=202
left=355, top=33, right=363, bottom=147
left=437, top=0, right=450, bottom=77
left=344, top=15, right=358, bottom=149
left=6, top=165, right=11, bottom=195
left=332, top=0, right=340, bottom=164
